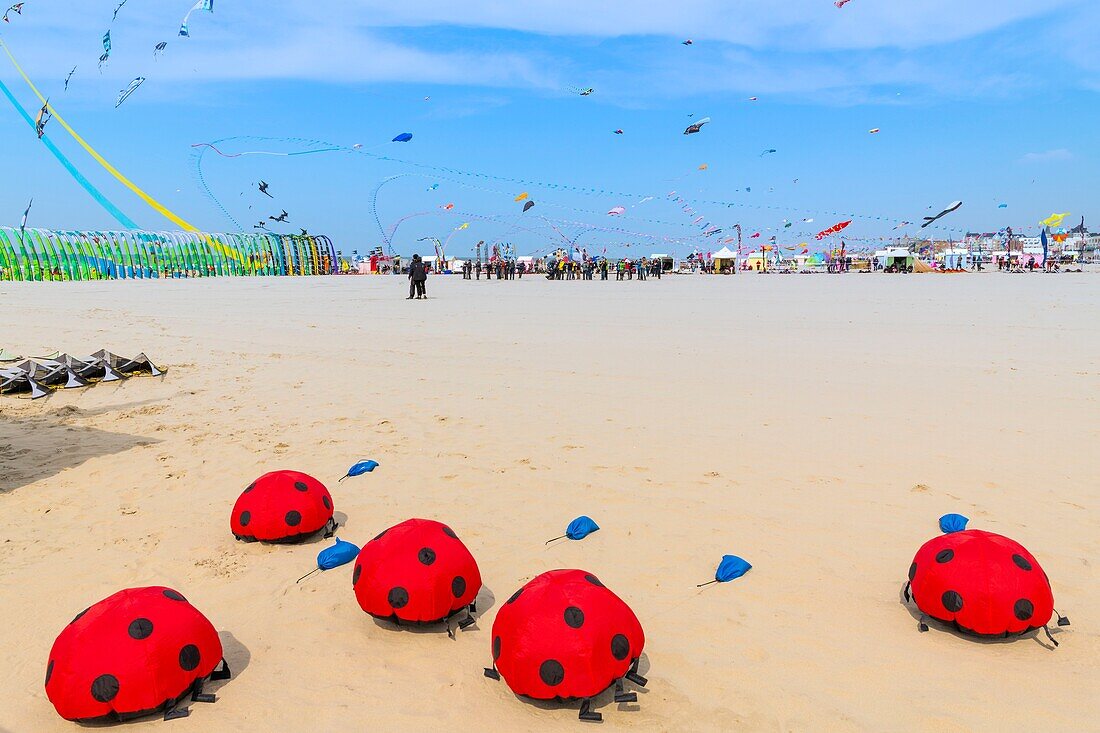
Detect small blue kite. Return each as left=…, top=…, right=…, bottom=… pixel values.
left=545, top=515, right=600, bottom=544
left=698, top=555, right=752, bottom=587
left=296, top=537, right=360, bottom=583
left=339, top=459, right=379, bottom=482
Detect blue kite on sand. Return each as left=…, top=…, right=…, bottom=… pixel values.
left=697, top=555, right=752, bottom=587
left=339, top=459, right=379, bottom=482
left=939, top=513, right=969, bottom=534
left=545, top=515, right=600, bottom=544
left=296, top=538, right=360, bottom=583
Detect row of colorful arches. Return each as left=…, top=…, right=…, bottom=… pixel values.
left=0, top=227, right=337, bottom=281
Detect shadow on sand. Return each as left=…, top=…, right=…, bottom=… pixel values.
left=0, top=401, right=163, bottom=494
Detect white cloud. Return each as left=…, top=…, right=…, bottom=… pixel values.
left=1020, top=149, right=1073, bottom=163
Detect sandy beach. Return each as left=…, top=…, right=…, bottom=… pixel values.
left=1, top=273, right=1097, bottom=732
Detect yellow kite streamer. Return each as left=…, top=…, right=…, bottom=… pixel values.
left=1040, top=212, right=1070, bottom=228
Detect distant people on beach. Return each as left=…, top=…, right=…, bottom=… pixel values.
left=407, top=253, right=427, bottom=299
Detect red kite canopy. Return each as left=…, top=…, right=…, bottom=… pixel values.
left=815, top=220, right=852, bottom=240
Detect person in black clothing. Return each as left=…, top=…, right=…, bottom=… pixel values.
left=408, top=253, right=427, bottom=299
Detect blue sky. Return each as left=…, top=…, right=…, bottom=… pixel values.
left=0, top=0, right=1096, bottom=256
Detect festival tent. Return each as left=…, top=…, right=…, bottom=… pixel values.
left=711, top=246, right=738, bottom=272
left=881, top=247, right=916, bottom=272
left=649, top=254, right=674, bottom=271
left=939, top=249, right=971, bottom=270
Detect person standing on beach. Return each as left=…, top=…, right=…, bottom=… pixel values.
left=408, top=253, right=428, bottom=299
left=475, top=260, right=482, bottom=280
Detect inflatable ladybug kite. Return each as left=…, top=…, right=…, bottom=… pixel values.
left=353, top=519, right=482, bottom=632
left=904, top=528, right=1070, bottom=645
left=231, top=470, right=335, bottom=543
left=45, top=586, right=230, bottom=723
left=485, top=569, right=647, bottom=723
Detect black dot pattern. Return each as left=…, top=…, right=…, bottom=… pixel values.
left=353, top=564, right=362, bottom=585
left=539, top=659, right=565, bottom=687
left=418, top=547, right=437, bottom=566
left=322, top=495, right=332, bottom=510
left=1012, top=554, right=1033, bottom=571
left=71, top=608, right=90, bottom=625
left=935, top=549, right=955, bottom=563
left=492, top=636, right=502, bottom=660
left=908, top=562, right=917, bottom=581
left=128, top=618, right=154, bottom=640
left=239, top=511, right=251, bottom=527
left=611, top=634, right=630, bottom=660
left=564, top=606, right=585, bottom=628
left=91, top=674, right=119, bottom=703
left=388, top=587, right=409, bottom=609
left=442, top=525, right=457, bottom=539
left=942, top=590, right=964, bottom=613
left=45, top=659, right=54, bottom=686
left=584, top=574, right=604, bottom=587
left=179, top=644, right=201, bottom=671
left=163, top=590, right=186, bottom=602
left=452, top=576, right=467, bottom=598
left=1014, top=598, right=1034, bottom=621
left=285, top=510, right=302, bottom=527
left=294, top=481, right=309, bottom=492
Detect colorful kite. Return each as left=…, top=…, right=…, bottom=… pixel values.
left=34, top=99, right=50, bottom=138
left=179, top=0, right=213, bottom=37
left=921, top=201, right=962, bottom=228
left=835, top=0, right=853, bottom=7
left=514, top=192, right=529, bottom=202
left=815, top=220, right=852, bottom=240
left=682, top=39, right=693, bottom=46
left=154, top=41, right=168, bottom=58
left=115, top=77, right=145, bottom=108
left=607, top=206, right=626, bottom=216
left=2, top=3, right=23, bottom=23
left=441, top=203, right=454, bottom=210
left=613, top=129, right=624, bottom=135
left=869, top=128, right=880, bottom=134
left=63, top=66, right=77, bottom=91
left=1040, top=212, right=1070, bottom=228
left=684, top=117, right=711, bottom=135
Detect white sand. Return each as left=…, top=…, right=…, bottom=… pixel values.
left=1, top=273, right=1097, bottom=732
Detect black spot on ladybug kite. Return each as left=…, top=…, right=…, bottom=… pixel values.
left=45, top=586, right=231, bottom=722
left=230, top=470, right=335, bottom=543
left=904, top=528, right=1071, bottom=645
left=484, top=569, right=647, bottom=723
left=352, top=519, right=482, bottom=632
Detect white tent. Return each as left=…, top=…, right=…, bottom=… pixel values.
left=711, top=246, right=738, bottom=260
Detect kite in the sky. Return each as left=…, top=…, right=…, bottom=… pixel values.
left=2, top=2, right=23, bottom=22
left=684, top=117, right=711, bottom=135
left=698, top=164, right=708, bottom=171
left=835, top=0, right=853, bottom=7
left=868, top=128, right=880, bottom=134
left=299, top=228, right=309, bottom=236
left=63, top=66, right=77, bottom=91
left=1040, top=212, right=1070, bottom=228
left=893, top=221, right=912, bottom=230
left=921, top=201, right=962, bottom=228
left=112, top=0, right=129, bottom=22
left=154, top=41, right=168, bottom=58
left=522, top=200, right=535, bottom=213
left=613, top=129, right=624, bottom=135
left=115, top=77, right=145, bottom=108
left=392, top=132, right=413, bottom=143
left=253, top=220, right=267, bottom=229
left=760, top=149, right=777, bottom=157
left=783, top=220, right=792, bottom=229
left=682, top=39, right=693, bottom=46
left=258, top=180, right=273, bottom=198
left=18, top=198, right=32, bottom=244
left=180, top=0, right=214, bottom=37
left=578, top=87, right=594, bottom=96
left=802, top=218, right=814, bottom=223
left=441, top=203, right=454, bottom=210
left=815, top=220, right=852, bottom=240
left=514, top=192, right=529, bottom=202
left=269, top=209, right=289, bottom=223
left=997, top=203, right=1008, bottom=208
left=426, top=183, right=439, bottom=191
left=607, top=206, right=626, bottom=216
left=34, top=100, right=51, bottom=139
left=103, top=31, right=112, bottom=55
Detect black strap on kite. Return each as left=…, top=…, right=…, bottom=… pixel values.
left=545, top=535, right=567, bottom=545
left=1054, top=610, right=1071, bottom=627
left=337, top=474, right=351, bottom=483
left=1043, top=626, right=1060, bottom=648
left=614, top=678, right=637, bottom=704
left=164, top=705, right=190, bottom=721
left=210, top=659, right=232, bottom=681
left=903, top=581, right=911, bottom=603
left=323, top=517, right=337, bottom=539
left=918, top=615, right=929, bottom=633
left=579, top=699, right=603, bottom=723
left=625, top=658, right=648, bottom=688
left=470, top=601, right=477, bottom=614
left=483, top=666, right=500, bottom=681
left=190, top=678, right=216, bottom=704
left=446, top=621, right=456, bottom=640
left=696, top=579, right=719, bottom=588
left=458, top=611, right=477, bottom=631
